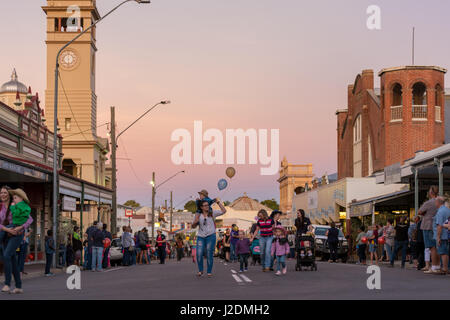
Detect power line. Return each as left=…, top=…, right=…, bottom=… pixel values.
left=58, top=73, right=89, bottom=142
left=65, top=122, right=109, bottom=138
left=120, top=137, right=149, bottom=187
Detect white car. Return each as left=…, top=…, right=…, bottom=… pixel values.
left=109, top=238, right=123, bottom=266
left=311, top=224, right=348, bottom=262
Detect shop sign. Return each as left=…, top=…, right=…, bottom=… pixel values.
left=307, top=191, right=318, bottom=209
left=350, top=202, right=373, bottom=217
left=0, top=159, right=48, bottom=181
left=384, top=162, right=401, bottom=185
left=62, top=196, right=77, bottom=212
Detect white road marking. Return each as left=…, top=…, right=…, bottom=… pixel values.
left=240, top=274, right=252, bottom=282
left=103, top=267, right=125, bottom=273
left=231, top=269, right=237, bottom=274
left=232, top=274, right=243, bottom=283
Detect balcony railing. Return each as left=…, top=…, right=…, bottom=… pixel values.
left=390, top=105, right=403, bottom=122
left=412, top=105, right=427, bottom=120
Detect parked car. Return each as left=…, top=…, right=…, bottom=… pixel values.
left=312, top=225, right=348, bottom=263
left=109, top=238, right=123, bottom=266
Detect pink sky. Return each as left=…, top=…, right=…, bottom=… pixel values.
left=1, top=0, right=450, bottom=208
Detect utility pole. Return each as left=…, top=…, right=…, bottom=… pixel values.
left=111, top=106, right=117, bottom=234
left=151, top=171, right=155, bottom=242
left=170, top=191, right=173, bottom=240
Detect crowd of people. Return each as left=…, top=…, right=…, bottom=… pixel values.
left=355, top=186, right=450, bottom=275
left=1, top=184, right=448, bottom=294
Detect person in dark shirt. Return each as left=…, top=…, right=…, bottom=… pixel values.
left=390, top=216, right=409, bottom=268
left=326, top=222, right=339, bottom=263
left=294, top=209, right=311, bottom=236
left=102, top=224, right=112, bottom=269
left=91, top=223, right=105, bottom=272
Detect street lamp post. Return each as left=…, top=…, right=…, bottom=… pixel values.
left=52, top=0, right=151, bottom=266
left=111, top=100, right=170, bottom=235
left=150, top=170, right=185, bottom=242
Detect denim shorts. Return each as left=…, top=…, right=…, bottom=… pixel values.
left=369, top=243, right=377, bottom=253
left=423, top=230, right=436, bottom=248
left=437, top=240, right=449, bottom=255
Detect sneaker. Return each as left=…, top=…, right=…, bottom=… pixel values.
left=275, top=271, right=281, bottom=276
left=424, top=269, right=435, bottom=274
left=282, top=267, right=287, bottom=274
left=239, top=270, right=243, bottom=273
left=45, top=273, right=54, bottom=277
left=244, top=268, right=248, bottom=272
left=1, top=285, right=10, bottom=292
left=10, top=288, right=23, bottom=294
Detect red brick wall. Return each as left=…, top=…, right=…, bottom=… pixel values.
left=337, top=66, right=446, bottom=178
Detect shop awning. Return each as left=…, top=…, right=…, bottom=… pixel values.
left=349, top=189, right=412, bottom=217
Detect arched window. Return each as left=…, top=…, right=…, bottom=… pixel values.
left=353, top=115, right=362, bottom=177
left=391, top=83, right=403, bottom=121
left=412, top=82, right=427, bottom=120
left=435, top=84, right=443, bottom=122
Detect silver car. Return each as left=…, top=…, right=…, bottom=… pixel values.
left=109, top=238, right=123, bottom=266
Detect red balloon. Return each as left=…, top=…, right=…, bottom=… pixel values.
left=104, top=238, right=111, bottom=248
left=378, top=236, right=385, bottom=245
left=361, top=237, right=368, bottom=243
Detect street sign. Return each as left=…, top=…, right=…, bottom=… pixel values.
left=125, top=209, right=133, bottom=217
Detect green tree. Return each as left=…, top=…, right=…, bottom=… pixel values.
left=184, top=200, right=197, bottom=213
left=260, top=199, right=279, bottom=211
left=123, top=200, right=140, bottom=208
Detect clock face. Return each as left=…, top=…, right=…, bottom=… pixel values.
left=59, top=50, right=78, bottom=70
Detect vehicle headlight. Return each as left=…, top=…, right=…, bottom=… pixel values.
left=316, top=239, right=323, bottom=244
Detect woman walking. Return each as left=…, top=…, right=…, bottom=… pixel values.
left=222, top=229, right=231, bottom=263
left=156, top=230, right=167, bottom=264
left=192, top=199, right=226, bottom=277
left=250, top=209, right=275, bottom=272
left=0, top=186, right=33, bottom=293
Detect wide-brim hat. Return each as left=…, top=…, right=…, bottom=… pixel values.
left=9, top=188, right=29, bottom=204
left=198, top=189, right=209, bottom=197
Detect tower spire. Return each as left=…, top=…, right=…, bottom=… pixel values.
left=11, top=68, right=18, bottom=81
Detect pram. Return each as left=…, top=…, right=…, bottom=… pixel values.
left=295, top=233, right=317, bottom=271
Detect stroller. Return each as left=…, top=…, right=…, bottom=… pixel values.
left=295, top=233, right=317, bottom=271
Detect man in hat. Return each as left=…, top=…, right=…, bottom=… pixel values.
left=195, top=189, right=216, bottom=214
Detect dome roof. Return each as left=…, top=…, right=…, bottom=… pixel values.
left=0, top=69, right=28, bottom=94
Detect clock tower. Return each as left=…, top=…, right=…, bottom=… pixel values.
left=43, top=0, right=108, bottom=185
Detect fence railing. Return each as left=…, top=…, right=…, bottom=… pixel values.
left=390, top=105, right=403, bottom=122
left=412, top=105, right=427, bottom=120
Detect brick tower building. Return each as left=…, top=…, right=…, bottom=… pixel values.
left=337, top=66, right=446, bottom=179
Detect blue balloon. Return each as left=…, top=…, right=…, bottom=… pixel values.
left=218, top=178, right=228, bottom=191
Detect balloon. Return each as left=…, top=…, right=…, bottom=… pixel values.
left=218, top=178, right=228, bottom=190
left=104, top=238, right=111, bottom=248
left=377, top=236, right=385, bottom=245
left=226, top=167, right=236, bottom=179
left=361, top=237, right=368, bottom=244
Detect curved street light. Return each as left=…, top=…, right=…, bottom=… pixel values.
left=52, top=0, right=151, bottom=266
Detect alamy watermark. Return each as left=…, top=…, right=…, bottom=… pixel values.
left=366, top=5, right=381, bottom=30
left=66, top=265, right=81, bottom=290
left=170, top=121, right=279, bottom=175
left=366, top=265, right=381, bottom=290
